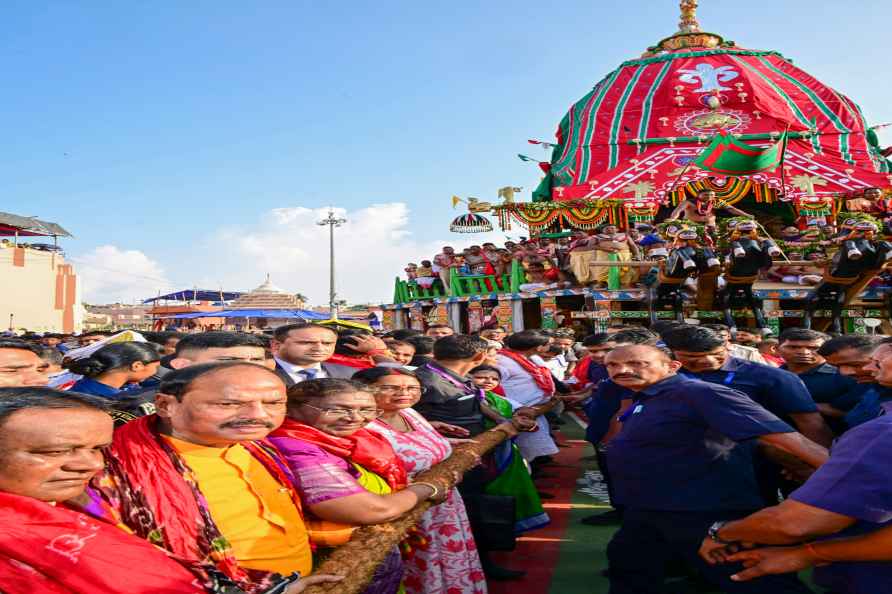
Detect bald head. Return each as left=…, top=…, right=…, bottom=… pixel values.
left=605, top=344, right=680, bottom=391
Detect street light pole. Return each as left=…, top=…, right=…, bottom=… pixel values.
left=317, top=209, right=347, bottom=320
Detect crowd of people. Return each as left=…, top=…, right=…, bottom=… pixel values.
left=404, top=190, right=892, bottom=294
left=0, top=319, right=890, bottom=593
left=405, top=228, right=644, bottom=292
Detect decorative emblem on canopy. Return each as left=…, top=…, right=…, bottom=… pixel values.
left=675, top=108, right=751, bottom=135
left=791, top=174, right=829, bottom=196
left=678, top=63, right=740, bottom=93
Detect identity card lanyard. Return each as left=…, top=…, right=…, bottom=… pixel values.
left=423, top=363, right=486, bottom=401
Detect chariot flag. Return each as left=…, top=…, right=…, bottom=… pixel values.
left=694, top=131, right=788, bottom=174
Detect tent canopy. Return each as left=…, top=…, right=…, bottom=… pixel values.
left=166, top=309, right=328, bottom=320
left=144, top=290, right=244, bottom=303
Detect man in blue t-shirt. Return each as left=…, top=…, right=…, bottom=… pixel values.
left=603, top=344, right=826, bottom=594
left=775, top=328, right=867, bottom=433
left=846, top=338, right=892, bottom=429
left=700, top=412, right=892, bottom=594
left=661, top=325, right=833, bottom=447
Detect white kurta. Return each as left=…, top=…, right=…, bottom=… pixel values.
left=496, top=354, right=560, bottom=462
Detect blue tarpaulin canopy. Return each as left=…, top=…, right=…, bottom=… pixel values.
left=144, top=290, right=244, bottom=303
left=166, top=309, right=329, bottom=320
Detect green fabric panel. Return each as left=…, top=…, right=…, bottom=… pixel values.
left=533, top=171, right=554, bottom=202
left=694, top=134, right=784, bottom=174
left=620, top=48, right=784, bottom=69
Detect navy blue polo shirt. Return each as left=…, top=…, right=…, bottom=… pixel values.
left=583, top=379, right=633, bottom=444
left=844, top=385, right=892, bottom=430
left=70, top=377, right=125, bottom=399
left=781, top=363, right=858, bottom=407
left=587, top=361, right=609, bottom=386
left=684, top=357, right=817, bottom=423
left=790, top=413, right=892, bottom=593
left=606, top=374, right=793, bottom=511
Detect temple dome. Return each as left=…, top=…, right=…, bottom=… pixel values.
left=229, top=275, right=306, bottom=310
left=536, top=0, right=892, bottom=204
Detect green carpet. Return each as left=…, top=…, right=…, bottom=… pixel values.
left=548, top=434, right=613, bottom=594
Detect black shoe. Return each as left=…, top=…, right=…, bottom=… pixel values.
left=482, top=563, right=527, bottom=581
left=580, top=509, right=623, bottom=525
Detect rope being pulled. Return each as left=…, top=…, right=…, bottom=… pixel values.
left=302, top=418, right=531, bottom=594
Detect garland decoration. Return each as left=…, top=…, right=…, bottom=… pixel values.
left=492, top=200, right=622, bottom=231
left=670, top=177, right=757, bottom=206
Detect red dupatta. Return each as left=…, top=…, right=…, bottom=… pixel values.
left=0, top=491, right=204, bottom=594
left=499, top=349, right=556, bottom=395
left=572, top=356, right=592, bottom=386
left=326, top=353, right=375, bottom=369
left=271, top=418, right=408, bottom=490
left=89, top=415, right=301, bottom=594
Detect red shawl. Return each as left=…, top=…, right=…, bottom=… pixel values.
left=0, top=491, right=204, bottom=594
left=500, top=349, right=556, bottom=395
left=326, top=353, right=375, bottom=369
left=572, top=356, right=593, bottom=386
left=92, top=416, right=301, bottom=593
left=271, top=418, right=408, bottom=490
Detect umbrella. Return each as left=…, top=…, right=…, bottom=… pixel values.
left=450, top=213, right=493, bottom=233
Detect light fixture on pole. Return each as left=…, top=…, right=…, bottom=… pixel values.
left=317, top=209, right=347, bottom=320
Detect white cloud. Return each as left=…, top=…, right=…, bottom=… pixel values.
left=74, top=245, right=173, bottom=304
left=188, top=203, right=512, bottom=306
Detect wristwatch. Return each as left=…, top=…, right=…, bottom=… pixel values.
left=707, top=521, right=734, bottom=545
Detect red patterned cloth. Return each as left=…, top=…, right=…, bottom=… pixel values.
left=0, top=491, right=204, bottom=594
left=326, top=353, right=376, bottom=369
left=499, top=349, right=556, bottom=395
left=271, top=418, right=408, bottom=490
left=86, top=415, right=301, bottom=593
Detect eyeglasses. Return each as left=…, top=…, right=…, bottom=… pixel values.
left=375, top=386, right=422, bottom=395
left=300, top=403, right=381, bottom=420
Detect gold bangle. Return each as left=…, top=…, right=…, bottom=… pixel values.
left=411, top=481, right=440, bottom=499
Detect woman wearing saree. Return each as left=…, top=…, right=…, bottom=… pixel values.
left=469, top=365, right=550, bottom=534
left=269, top=378, right=450, bottom=594
left=353, top=367, right=488, bottom=594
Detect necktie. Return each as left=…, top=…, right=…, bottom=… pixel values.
left=298, top=368, right=318, bottom=381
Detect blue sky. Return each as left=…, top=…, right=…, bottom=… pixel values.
left=4, top=0, right=891, bottom=304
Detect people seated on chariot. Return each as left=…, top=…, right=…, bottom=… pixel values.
left=414, top=261, right=437, bottom=289
left=591, top=224, right=640, bottom=288
left=767, top=250, right=824, bottom=286
left=567, top=230, right=598, bottom=285
left=519, top=261, right=571, bottom=293
left=452, top=254, right=471, bottom=276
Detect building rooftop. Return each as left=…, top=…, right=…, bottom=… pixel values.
left=0, top=212, right=72, bottom=237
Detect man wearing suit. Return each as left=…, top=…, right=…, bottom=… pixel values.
left=271, top=323, right=341, bottom=385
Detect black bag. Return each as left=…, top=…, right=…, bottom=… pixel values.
left=469, top=494, right=517, bottom=552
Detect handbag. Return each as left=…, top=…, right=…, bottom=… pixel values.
left=470, top=494, right=517, bottom=552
